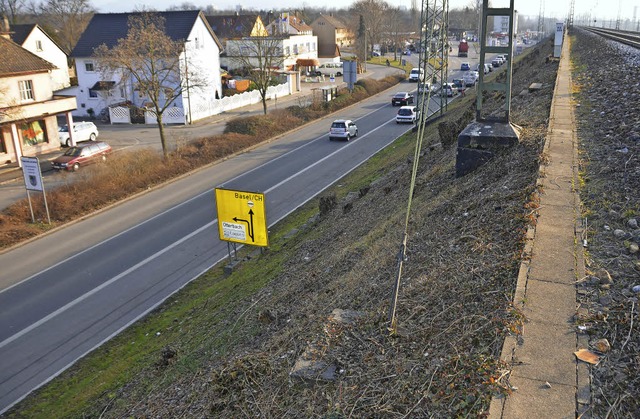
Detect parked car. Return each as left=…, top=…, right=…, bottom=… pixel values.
left=372, top=50, right=381, bottom=57
left=58, top=121, right=99, bottom=147
left=52, top=141, right=112, bottom=171
left=460, top=62, right=470, bottom=71
left=396, top=106, right=421, bottom=124
left=329, top=119, right=358, bottom=141
left=315, top=62, right=343, bottom=77
left=391, top=92, right=414, bottom=106
left=491, top=58, right=501, bottom=67
left=408, top=67, right=424, bottom=82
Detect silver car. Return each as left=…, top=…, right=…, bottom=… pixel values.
left=329, top=119, right=358, bottom=141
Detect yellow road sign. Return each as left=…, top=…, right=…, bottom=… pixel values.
left=215, top=188, right=268, bottom=247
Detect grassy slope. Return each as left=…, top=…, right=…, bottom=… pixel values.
left=9, top=39, right=559, bottom=418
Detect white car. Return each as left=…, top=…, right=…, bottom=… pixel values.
left=408, top=67, right=425, bottom=82
left=396, top=106, right=420, bottom=124
left=463, top=71, right=479, bottom=86
left=417, top=83, right=435, bottom=94
left=58, top=121, right=99, bottom=147
left=329, top=119, right=358, bottom=141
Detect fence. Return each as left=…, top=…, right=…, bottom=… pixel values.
left=108, top=82, right=290, bottom=126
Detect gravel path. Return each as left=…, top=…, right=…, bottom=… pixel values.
left=571, top=27, right=640, bottom=417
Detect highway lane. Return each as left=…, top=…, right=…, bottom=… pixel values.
left=0, top=87, right=450, bottom=413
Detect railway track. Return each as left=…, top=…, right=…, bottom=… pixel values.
left=581, top=26, right=640, bottom=49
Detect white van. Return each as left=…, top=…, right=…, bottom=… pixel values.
left=315, top=62, right=344, bottom=77
left=408, top=67, right=424, bottom=82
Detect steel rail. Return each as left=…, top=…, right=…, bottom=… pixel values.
left=581, top=27, right=640, bottom=49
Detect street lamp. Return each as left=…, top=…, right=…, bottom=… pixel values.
left=184, top=41, right=192, bottom=125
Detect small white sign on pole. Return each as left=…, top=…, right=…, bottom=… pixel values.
left=21, top=156, right=44, bottom=191
left=20, top=156, right=51, bottom=224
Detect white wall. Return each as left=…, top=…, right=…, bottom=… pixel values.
left=183, top=16, right=223, bottom=123
left=22, top=28, right=71, bottom=91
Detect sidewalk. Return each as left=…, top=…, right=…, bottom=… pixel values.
left=489, top=35, right=587, bottom=417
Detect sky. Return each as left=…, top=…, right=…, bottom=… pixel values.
left=96, top=0, right=640, bottom=23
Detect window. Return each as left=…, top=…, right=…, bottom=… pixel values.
left=35, top=40, right=43, bottom=51
left=19, top=80, right=34, bottom=101
left=284, top=46, right=290, bottom=55
left=20, top=120, right=48, bottom=146
left=293, top=44, right=298, bottom=54
left=85, top=62, right=95, bottom=72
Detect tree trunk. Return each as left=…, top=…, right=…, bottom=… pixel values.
left=156, top=113, right=168, bottom=158
left=261, top=95, right=267, bottom=115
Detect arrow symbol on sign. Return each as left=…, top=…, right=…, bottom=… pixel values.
left=233, top=209, right=255, bottom=242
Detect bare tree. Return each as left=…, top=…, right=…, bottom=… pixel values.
left=94, top=13, right=203, bottom=157
left=387, top=7, right=405, bottom=62
left=29, top=0, right=94, bottom=53
left=228, top=35, right=287, bottom=115
left=1, top=0, right=26, bottom=23
left=351, top=0, right=389, bottom=55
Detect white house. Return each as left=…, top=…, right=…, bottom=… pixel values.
left=65, top=11, right=223, bottom=124
left=9, top=23, right=71, bottom=92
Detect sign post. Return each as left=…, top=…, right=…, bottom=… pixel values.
left=20, top=156, right=51, bottom=224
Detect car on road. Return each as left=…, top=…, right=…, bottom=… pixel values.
left=396, top=106, right=421, bottom=124
left=440, top=83, right=457, bottom=97
left=329, top=119, right=358, bottom=141
left=452, top=79, right=465, bottom=93
left=58, top=121, right=99, bottom=147
left=463, top=71, right=479, bottom=86
left=417, top=82, right=435, bottom=94
left=372, top=50, right=381, bottom=57
left=408, top=67, right=424, bottom=82
left=52, top=141, right=112, bottom=171
left=491, top=58, right=502, bottom=67
left=391, top=92, right=414, bottom=106
left=460, top=62, right=470, bottom=71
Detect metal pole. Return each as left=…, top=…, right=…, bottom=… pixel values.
left=184, top=43, right=192, bottom=124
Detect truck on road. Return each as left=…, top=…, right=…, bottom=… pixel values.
left=458, top=39, right=469, bottom=57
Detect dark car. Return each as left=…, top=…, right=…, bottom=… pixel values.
left=460, top=62, right=470, bottom=71
left=391, top=92, right=414, bottom=106
left=52, top=141, right=112, bottom=171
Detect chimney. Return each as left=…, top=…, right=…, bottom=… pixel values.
left=1, top=15, right=11, bottom=39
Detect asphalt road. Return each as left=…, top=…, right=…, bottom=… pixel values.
left=0, top=75, right=461, bottom=413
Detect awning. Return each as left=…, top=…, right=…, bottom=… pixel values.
left=296, top=58, right=319, bottom=67
left=90, top=81, right=116, bottom=91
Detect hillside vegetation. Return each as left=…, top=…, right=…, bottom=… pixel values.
left=10, top=39, right=559, bottom=418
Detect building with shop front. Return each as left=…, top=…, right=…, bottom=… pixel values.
left=0, top=35, right=76, bottom=167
